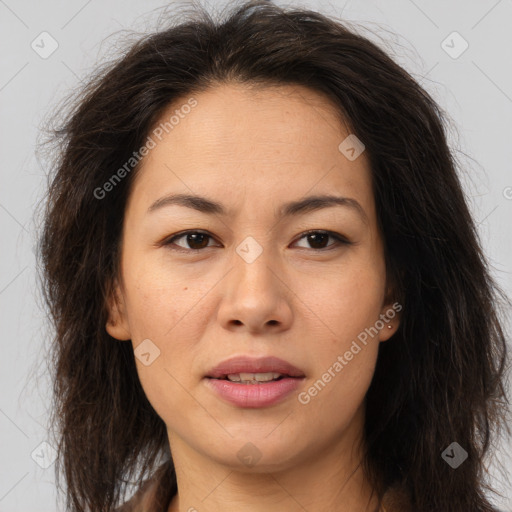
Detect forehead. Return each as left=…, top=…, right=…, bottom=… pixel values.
left=126, top=83, right=375, bottom=223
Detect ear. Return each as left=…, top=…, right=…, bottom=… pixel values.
left=378, top=279, right=403, bottom=342
left=105, top=278, right=131, bottom=341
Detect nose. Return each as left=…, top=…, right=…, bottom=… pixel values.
left=216, top=242, right=293, bottom=334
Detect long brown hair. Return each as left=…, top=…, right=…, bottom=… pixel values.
left=37, top=1, right=511, bottom=510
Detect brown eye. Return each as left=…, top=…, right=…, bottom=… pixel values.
left=305, top=232, right=330, bottom=249
left=294, top=230, right=351, bottom=251
left=164, top=231, right=217, bottom=251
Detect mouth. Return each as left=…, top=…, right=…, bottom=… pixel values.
left=208, top=372, right=297, bottom=384
left=204, top=356, right=305, bottom=408
left=205, top=355, right=305, bottom=381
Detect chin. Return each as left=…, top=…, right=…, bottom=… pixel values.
left=202, top=435, right=306, bottom=473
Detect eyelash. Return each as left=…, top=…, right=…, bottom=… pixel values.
left=162, top=229, right=352, bottom=253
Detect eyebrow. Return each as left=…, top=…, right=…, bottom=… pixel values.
left=147, top=193, right=368, bottom=223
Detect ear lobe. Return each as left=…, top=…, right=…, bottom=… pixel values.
left=378, top=273, right=403, bottom=342
left=378, top=300, right=402, bottom=342
left=105, top=279, right=131, bottom=341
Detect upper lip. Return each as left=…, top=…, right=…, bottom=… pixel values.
left=205, top=356, right=305, bottom=379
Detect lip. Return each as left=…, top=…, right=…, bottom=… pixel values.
left=204, top=356, right=306, bottom=408
left=205, top=355, right=305, bottom=379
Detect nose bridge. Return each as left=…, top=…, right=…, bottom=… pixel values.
left=217, top=233, right=292, bottom=332
left=231, top=234, right=277, bottom=294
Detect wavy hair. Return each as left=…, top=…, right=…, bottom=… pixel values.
left=37, top=1, right=511, bottom=510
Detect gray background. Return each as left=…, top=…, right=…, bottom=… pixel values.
left=1, top=0, right=511, bottom=510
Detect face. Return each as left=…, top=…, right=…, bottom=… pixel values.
left=107, top=83, right=399, bottom=472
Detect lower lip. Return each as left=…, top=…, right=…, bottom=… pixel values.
left=204, top=377, right=304, bottom=408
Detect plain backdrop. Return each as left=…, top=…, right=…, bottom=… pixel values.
left=1, top=0, right=511, bottom=510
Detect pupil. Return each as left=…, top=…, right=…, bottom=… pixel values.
left=188, top=233, right=208, bottom=249
left=308, top=233, right=328, bottom=249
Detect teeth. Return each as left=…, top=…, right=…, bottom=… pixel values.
left=226, top=372, right=282, bottom=383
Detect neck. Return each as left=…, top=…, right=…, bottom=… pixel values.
left=166, top=406, right=380, bottom=512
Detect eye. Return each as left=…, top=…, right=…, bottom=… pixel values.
left=293, top=230, right=351, bottom=251
left=162, top=229, right=350, bottom=252
left=162, top=230, right=219, bottom=252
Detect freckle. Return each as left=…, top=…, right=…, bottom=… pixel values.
left=183, top=287, right=188, bottom=291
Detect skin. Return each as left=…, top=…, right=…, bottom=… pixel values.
left=106, top=83, right=400, bottom=512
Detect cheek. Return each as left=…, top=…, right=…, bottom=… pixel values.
left=121, top=256, right=198, bottom=341
left=295, top=259, right=386, bottom=344
left=291, top=305, right=381, bottom=457
left=295, top=348, right=377, bottom=451
left=294, top=257, right=384, bottom=408
left=120, top=261, right=210, bottom=405
left=125, top=283, right=200, bottom=426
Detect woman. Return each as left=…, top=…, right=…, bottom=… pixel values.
left=38, top=1, right=510, bottom=511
